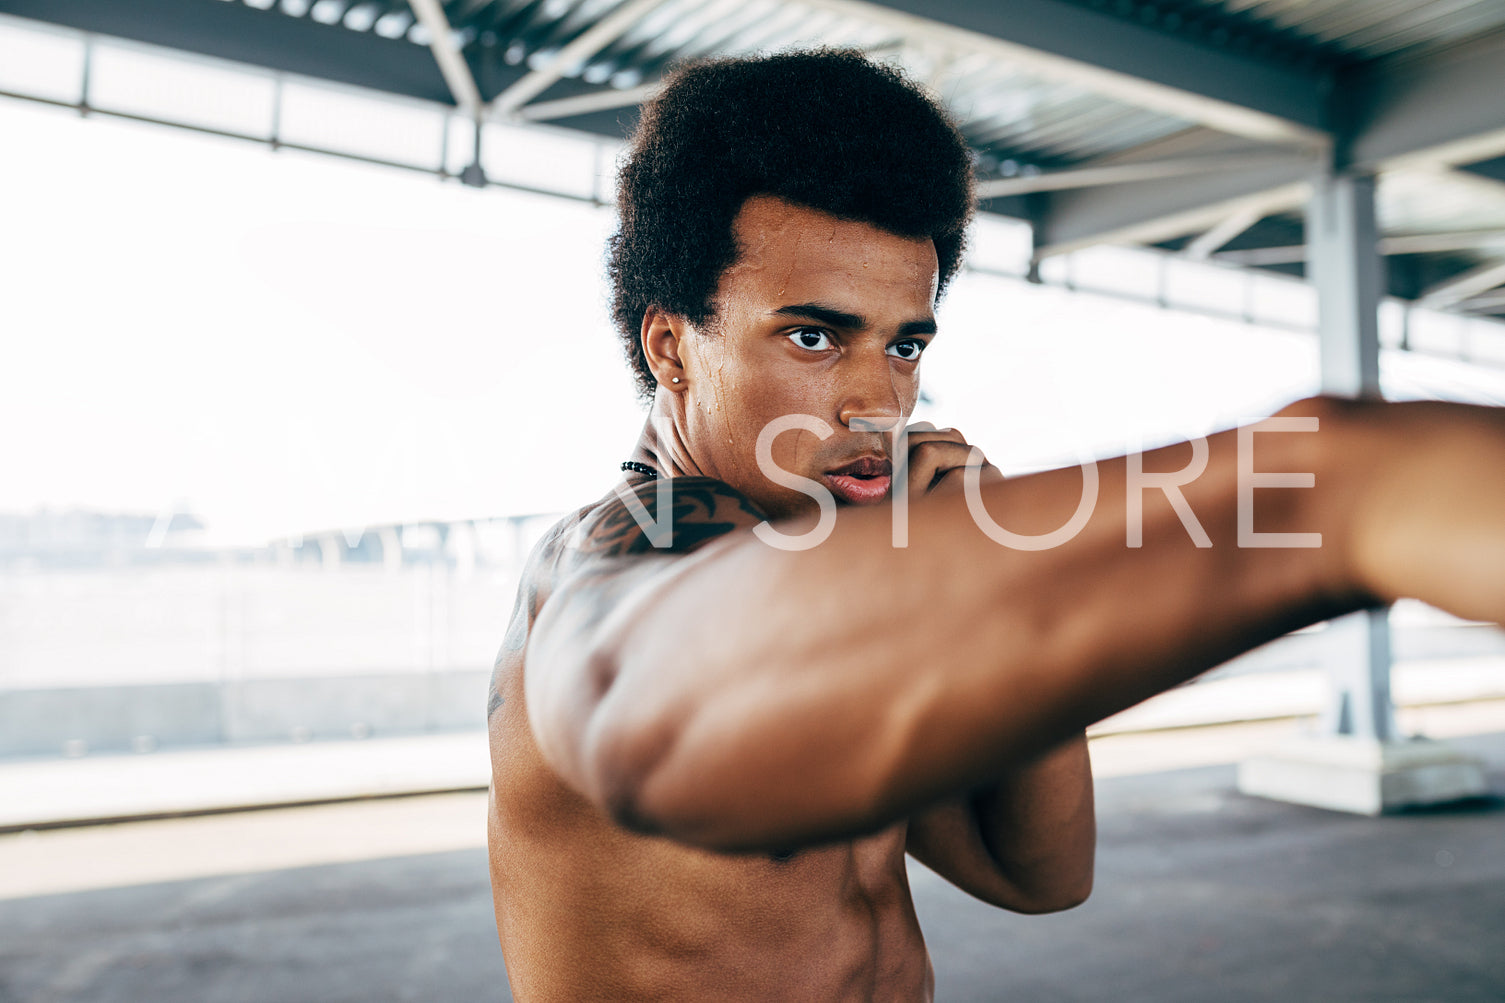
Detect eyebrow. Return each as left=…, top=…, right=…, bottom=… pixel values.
left=772, top=303, right=937, bottom=337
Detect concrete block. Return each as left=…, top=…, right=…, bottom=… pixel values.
left=1237, top=734, right=1489, bottom=815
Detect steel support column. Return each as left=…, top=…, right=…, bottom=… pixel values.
left=1310, top=172, right=1383, bottom=399
left=1238, top=172, right=1487, bottom=813
left=1306, top=170, right=1396, bottom=743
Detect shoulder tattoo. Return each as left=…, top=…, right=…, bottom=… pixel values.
left=568, top=477, right=767, bottom=562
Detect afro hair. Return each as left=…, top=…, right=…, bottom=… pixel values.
left=607, top=48, right=976, bottom=399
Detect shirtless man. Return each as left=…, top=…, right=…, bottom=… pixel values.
left=487, top=50, right=1505, bottom=1000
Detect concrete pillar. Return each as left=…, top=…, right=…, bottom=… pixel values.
left=1237, top=170, right=1486, bottom=814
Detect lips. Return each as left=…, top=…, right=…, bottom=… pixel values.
left=823, top=455, right=892, bottom=506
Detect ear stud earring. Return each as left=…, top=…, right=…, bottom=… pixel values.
left=672, top=377, right=681, bottom=383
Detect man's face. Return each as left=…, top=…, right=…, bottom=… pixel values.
left=676, top=195, right=940, bottom=521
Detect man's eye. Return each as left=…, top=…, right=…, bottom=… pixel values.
left=788, top=328, right=832, bottom=351
left=887, top=339, right=925, bottom=360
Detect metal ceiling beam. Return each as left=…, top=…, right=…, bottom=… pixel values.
left=1212, top=244, right=1309, bottom=267
left=1372, top=228, right=1505, bottom=257
left=1039, top=177, right=1309, bottom=260
left=976, top=153, right=1294, bottom=200
left=1456, top=290, right=1505, bottom=313
left=1347, top=29, right=1505, bottom=170
left=0, top=0, right=650, bottom=143
left=0, top=0, right=458, bottom=104
left=407, top=0, right=482, bottom=113
left=809, top=0, right=1331, bottom=147
left=489, top=0, right=667, bottom=119
left=1033, top=131, right=1315, bottom=258
left=1217, top=229, right=1505, bottom=267
left=1419, top=259, right=1505, bottom=310
left=517, top=80, right=660, bottom=122
left=1184, top=205, right=1265, bottom=261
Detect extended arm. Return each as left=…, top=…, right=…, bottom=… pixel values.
left=527, top=397, right=1505, bottom=852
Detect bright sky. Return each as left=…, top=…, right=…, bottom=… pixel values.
left=3, top=78, right=1505, bottom=548
left=1, top=98, right=644, bottom=544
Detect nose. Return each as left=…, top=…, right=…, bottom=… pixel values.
left=836, top=348, right=904, bottom=432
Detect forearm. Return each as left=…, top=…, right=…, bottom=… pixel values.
left=972, top=733, right=1095, bottom=912
left=583, top=399, right=1361, bottom=849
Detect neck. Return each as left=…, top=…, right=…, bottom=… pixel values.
left=626, top=394, right=704, bottom=479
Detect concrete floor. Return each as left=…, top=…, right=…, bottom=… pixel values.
left=1, top=732, right=1501, bottom=1003
left=915, top=731, right=1505, bottom=1003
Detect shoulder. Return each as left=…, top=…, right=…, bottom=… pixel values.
left=505, top=476, right=768, bottom=628
left=561, top=476, right=769, bottom=564
left=499, top=477, right=767, bottom=716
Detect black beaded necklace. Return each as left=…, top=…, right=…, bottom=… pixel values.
left=619, top=460, right=660, bottom=480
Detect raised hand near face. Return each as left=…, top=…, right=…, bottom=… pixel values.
left=901, top=421, right=1005, bottom=496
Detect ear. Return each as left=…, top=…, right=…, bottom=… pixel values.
left=640, top=306, right=689, bottom=392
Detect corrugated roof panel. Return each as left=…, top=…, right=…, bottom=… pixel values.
left=945, top=68, right=1192, bottom=165
left=470, top=0, right=1196, bottom=166
left=1188, top=0, right=1505, bottom=61
left=223, top=0, right=1199, bottom=168
left=228, top=0, right=1505, bottom=183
